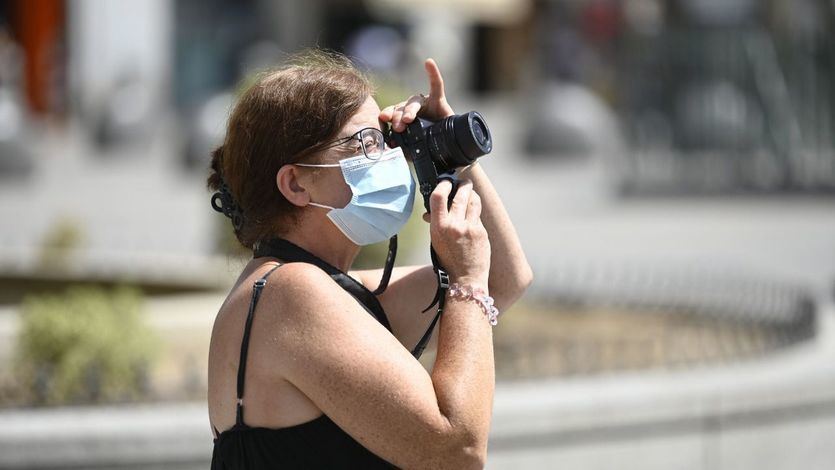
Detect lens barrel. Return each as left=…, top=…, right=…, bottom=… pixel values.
left=425, top=111, right=492, bottom=172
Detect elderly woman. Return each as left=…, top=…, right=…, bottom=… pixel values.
left=207, top=51, right=532, bottom=469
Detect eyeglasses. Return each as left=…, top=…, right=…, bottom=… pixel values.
left=323, top=127, right=386, bottom=161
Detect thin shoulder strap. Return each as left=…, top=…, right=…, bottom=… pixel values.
left=236, top=263, right=283, bottom=427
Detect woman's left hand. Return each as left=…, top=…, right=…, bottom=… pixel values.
left=380, top=58, right=455, bottom=132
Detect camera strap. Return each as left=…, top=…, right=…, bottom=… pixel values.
left=412, top=246, right=448, bottom=359
left=253, top=237, right=394, bottom=333
left=411, top=173, right=458, bottom=358
left=372, top=235, right=397, bottom=296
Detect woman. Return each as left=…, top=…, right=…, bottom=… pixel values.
left=207, top=50, right=532, bottom=469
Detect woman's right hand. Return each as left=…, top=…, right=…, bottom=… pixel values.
left=428, top=179, right=491, bottom=288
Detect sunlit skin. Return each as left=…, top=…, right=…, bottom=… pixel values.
left=207, top=58, right=532, bottom=468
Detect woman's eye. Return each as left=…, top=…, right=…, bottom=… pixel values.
left=338, top=141, right=361, bottom=155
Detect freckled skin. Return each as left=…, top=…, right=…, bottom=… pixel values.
left=208, top=59, right=532, bottom=468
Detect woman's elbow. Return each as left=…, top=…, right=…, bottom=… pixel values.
left=444, top=439, right=487, bottom=469
left=509, top=264, right=534, bottom=300
left=491, top=267, right=534, bottom=312
left=433, top=425, right=488, bottom=469
left=460, top=444, right=488, bottom=469
left=518, top=264, right=534, bottom=292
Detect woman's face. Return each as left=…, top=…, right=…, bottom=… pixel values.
left=306, top=95, right=383, bottom=209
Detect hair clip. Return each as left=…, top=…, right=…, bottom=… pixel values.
left=211, top=182, right=244, bottom=231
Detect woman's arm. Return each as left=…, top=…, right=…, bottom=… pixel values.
left=353, top=161, right=532, bottom=352
left=355, top=162, right=532, bottom=314
left=354, top=58, right=532, bottom=352
left=266, top=264, right=489, bottom=468
left=379, top=58, right=532, bottom=311
left=455, top=161, right=533, bottom=311
left=268, top=181, right=493, bottom=468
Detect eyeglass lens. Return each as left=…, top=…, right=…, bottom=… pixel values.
left=360, top=128, right=385, bottom=161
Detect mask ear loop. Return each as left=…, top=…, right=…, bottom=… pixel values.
left=295, top=162, right=342, bottom=167
left=307, top=202, right=337, bottom=210
left=295, top=162, right=342, bottom=211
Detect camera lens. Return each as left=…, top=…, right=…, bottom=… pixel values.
left=425, top=111, right=492, bottom=172
left=472, top=119, right=489, bottom=147
left=452, top=112, right=492, bottom=163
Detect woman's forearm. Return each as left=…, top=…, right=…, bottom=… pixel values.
left=430, top=293, right=495, bottom=466
left=458, top=162, right=533, bottom=311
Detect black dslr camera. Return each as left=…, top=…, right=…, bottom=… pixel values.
left=387, top=111, right=493, bottom=212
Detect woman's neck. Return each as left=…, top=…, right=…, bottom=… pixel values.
left=277, top=217, right=360, bottom=273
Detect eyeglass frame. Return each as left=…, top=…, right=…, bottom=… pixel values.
left=320, top=127, right=387, bottom=161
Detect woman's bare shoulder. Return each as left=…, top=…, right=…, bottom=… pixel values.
left=246, top=262, right=356, bottom=336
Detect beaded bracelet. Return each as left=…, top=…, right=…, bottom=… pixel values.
left=448, top=283, right=500, bottom=326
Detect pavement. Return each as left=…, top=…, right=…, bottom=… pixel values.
left=487, top=304, right=835, bottom=469
left=0, top=304, right=832, bottom=469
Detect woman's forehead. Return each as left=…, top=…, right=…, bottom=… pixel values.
left=340, top=96, right=382, bottom=134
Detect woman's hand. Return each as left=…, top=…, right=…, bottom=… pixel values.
left=379, top=58, right=455, bottom=132
left=429, top=178, right=490, bottom=288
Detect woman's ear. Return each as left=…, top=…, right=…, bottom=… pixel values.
left=276, top=165, right=311, bottom=207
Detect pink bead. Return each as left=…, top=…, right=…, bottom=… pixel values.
left=445, top=282, right=500, bottom=326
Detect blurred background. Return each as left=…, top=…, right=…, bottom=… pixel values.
left=0, top=0, right=833, bottom=469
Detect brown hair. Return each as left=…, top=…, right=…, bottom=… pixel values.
left=207, top=49, right=374, bottom=249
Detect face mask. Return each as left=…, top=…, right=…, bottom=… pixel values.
left=296, top=147, right=415, bottom=245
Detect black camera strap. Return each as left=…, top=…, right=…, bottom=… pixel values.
left=412, top=246, right=448, bottom=359
left=372, top=235, right=397, bottom=296
left=411, top=172, right=458, bottom=359
left=253, top=237, right=394, bottom=333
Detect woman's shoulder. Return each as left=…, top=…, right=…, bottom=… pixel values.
left=262, top=262, right=343, bottom=303
left=236, top=259, right=335, bottom=291
left=216, top=261, right=355, bottom=361
left=245, top=261, right=351, bottom=325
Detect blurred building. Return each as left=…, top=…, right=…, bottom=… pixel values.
left=1, top=2, right=834, bottom=469
left=0, top=0, right=832, bottom=290
left=0, top=0, right=538, bottom=293
left=523, top=0, right=835, bottom=194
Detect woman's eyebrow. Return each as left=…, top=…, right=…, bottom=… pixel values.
left=336, top=129, right=362, bottom=141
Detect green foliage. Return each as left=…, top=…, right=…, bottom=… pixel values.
left=37, top=216, right=84, bottom=272
left=15, top=286, right=158, bottom=405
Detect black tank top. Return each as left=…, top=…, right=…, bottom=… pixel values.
left=211, top=239, right=405, bottom=469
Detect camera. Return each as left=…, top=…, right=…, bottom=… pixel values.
left=386, top=111, right=493, bottom=212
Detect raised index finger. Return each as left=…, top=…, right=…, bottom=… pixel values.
left=424, top=58, right=445, bottom=101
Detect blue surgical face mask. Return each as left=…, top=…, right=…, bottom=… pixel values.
left=296, top=147, right=415, bottom=245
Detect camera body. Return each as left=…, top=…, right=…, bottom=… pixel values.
left=387, top=111, right=493, bottom=212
